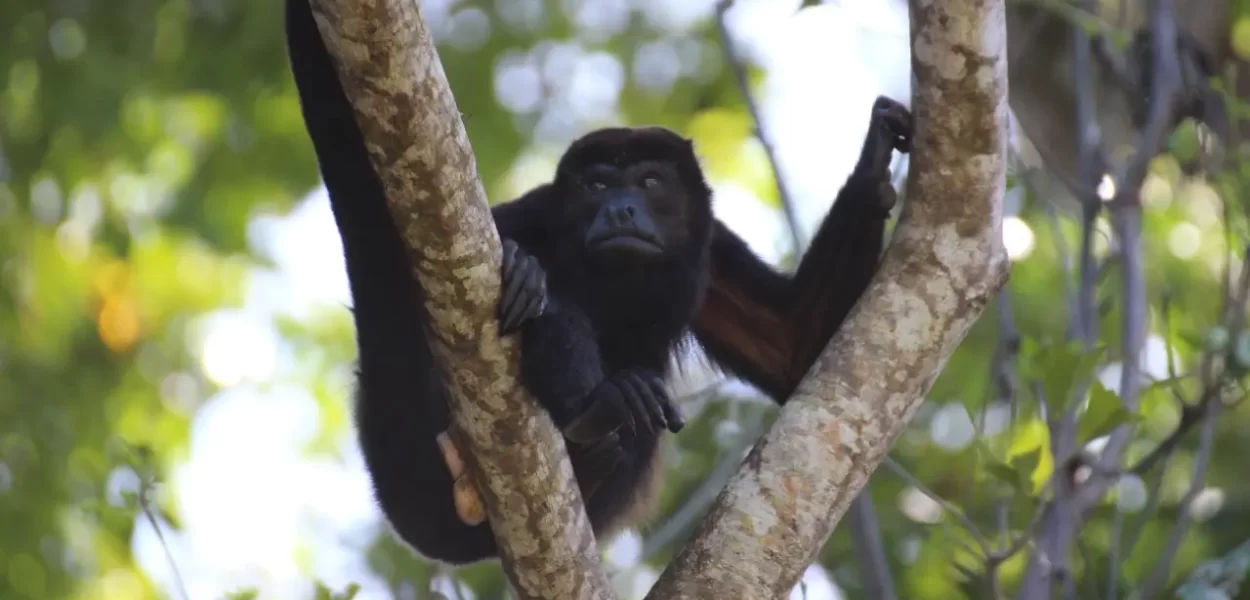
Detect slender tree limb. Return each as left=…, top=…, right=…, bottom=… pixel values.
left=1070, top=0, right=1106, bottom=349
left=641, top=409, right=769, bottom=560
left=644, top=0, right=1010, bottom=594
left=717, top=4, right=897, bottom=594
left=1128, top=244, right=1250, bottom=596
left=881, top=457, right=992, bottom=556
left=1018, top=3, right=1184, bottom=597
left=846, top=495, right=897, bottom=600
left=304, top=1, right=612, bottom=597
left=1072, top=0, right=1182, bottom=507
left=714, top=0, right=804, bottom=252
left=1132, top=399, right=1220, bottom=600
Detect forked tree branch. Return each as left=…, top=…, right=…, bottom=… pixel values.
left=644, top=0, right=1011, bottom=595
left=303, top=0, right=612, bottom=598
left=309, top=0, right=1007, bottom=595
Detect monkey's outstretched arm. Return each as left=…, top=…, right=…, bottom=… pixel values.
left=694, top=96, right=912, bottom=403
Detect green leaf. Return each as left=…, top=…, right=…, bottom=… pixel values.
left=1077, top=381, right=1139, bottom=443
left=985, top=460, right=1028, bottom=494
left=1011, top=448, right=1043, bottom=478
left=1233, top=17, right=1250, bottom=61
left=1168, top=118, right=1202, bottom=163
left=1024, top=341, right=1106, bottom=414
left=982, top=437, right=1047, bottom=495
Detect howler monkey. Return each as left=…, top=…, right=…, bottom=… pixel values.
left=285, top=0, right=912, bottom=565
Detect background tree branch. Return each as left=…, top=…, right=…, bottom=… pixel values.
left=303, top=0, right=612, bottom=597
left=1006, top=0, right=1234, bottom=207
left=643, top=0, right=1011, bottom=595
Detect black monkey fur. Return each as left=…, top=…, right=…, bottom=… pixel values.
left=285, top=0, right=912, bottom=565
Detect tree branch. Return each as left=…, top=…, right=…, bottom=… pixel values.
left=304, top=1, right=612, bottom=597
left=1018, top=2, right=1184, bottom=596
left=718, top=4, right=897, bottom=596
left=714, top=0, right=804, bottom=252
left=644, top=0, right=1011, bottom=594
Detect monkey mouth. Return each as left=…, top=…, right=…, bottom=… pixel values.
left=585, top=232, right=664, bottom=256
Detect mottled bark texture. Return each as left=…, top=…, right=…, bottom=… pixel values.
left=645, top=0, right=1011, bottom=597
left=304, top=1, right=613, bottom=598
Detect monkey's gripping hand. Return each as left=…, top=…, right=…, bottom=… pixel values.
left=563, top=369, right=684, bottom=445
left=855, top=96, right=914, bottom=217
left=497, top=239, right=548, bottom=335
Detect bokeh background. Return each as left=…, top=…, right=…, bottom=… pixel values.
left=2, top=0, right=1248, bottom=598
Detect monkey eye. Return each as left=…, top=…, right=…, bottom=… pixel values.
left=641, top=176, right=661, bottom=190
left=585, top=179, right=607, bottom=192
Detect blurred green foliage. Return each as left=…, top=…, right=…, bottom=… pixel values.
left=1, top=0, right=1249, bottom=599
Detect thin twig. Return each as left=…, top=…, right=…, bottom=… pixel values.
left=984, top=285, right=1022, bottom=574
left=1091, top=0, right=1182, bottom=487
left=1120, top=247, right=1249, bottom=568
left=1019, top=3, right=1185, bottom=596
left=1071, top=0, right=1105, bottom=349
left=1119, top=447, right=1173, bottom=567
left=1099, top=3, right=1182, bottom=596
left=139, top=477, right=190, bottom=600
left=990, top=485, right=1054, bottom=562
left=713, top=0, right=804, bottom=252
left=1030, top=167, right=1080, bottom=332
left=846, top=495, right=898, bottom=600
left=1127, top=399, right=1208, bottom=474
left=881, top=457, right=993, bottom=557
left=640, top=409, right=768, bottom=559
left=1133, top=399, right=1220, bottom=599
left=713, top=4, right=896, bottom=594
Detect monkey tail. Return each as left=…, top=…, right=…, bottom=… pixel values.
left=285, top=0, right=498, bottom=564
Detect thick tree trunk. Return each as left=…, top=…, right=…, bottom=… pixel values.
left=644, top=0, right=1011, bottom=596
left=302, top=0, right=612, bottom=598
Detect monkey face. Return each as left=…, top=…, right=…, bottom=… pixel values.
left=575, top=160, right=691, bottom=260
left=553, top=127, right=712, bottom=265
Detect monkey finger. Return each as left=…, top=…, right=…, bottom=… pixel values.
left=497, top=294, right=520, bottom=334
left=616, top=377, right=656, bottom=438
left=499, top=271, right=529, bottom=328
left=563, top=396, right=626, bottom=445
left=500, top=241, right=520, bottom=283
left=609, top=389, right=639, bottom=435
left=501, top=238, right=520, bottom=264
left=632, top=381, right=666, bottom=436
left=663, top=404, right=685, bottom=433
left=521, top=260, right=548, bottom=317
left=875, top=182, right=898, bottom=216
left=652, top=382, right=685, bottom=433
left=523, top=292, right=546, bottom=324
left=577, top=434, right=624, bottom=473
left=630, top=374, right=668, bottom=432
left=497, top=304, right=517, bottom=335
left=497, top=303, right=522, bottom=335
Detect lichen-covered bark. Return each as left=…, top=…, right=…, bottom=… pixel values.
left=304, top=1, right=612, bottom=597
left=644, top=0, right=1011, bottom=597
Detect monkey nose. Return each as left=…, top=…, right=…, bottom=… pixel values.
left=607, top=205, right=636, bottom=225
